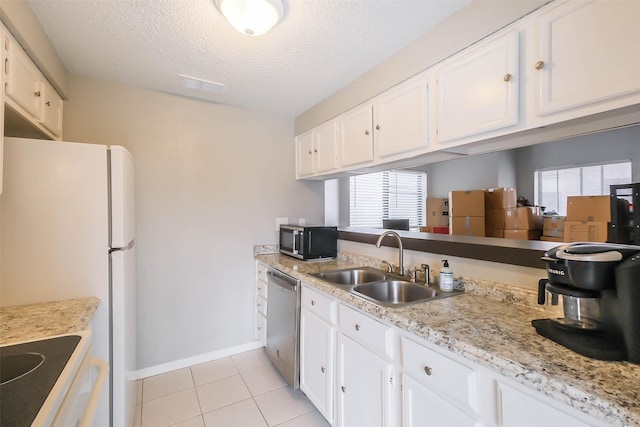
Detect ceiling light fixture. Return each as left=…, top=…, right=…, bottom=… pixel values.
left=215, top=0, right=284, bottom=37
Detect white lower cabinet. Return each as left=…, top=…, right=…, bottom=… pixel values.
left=337, top=334, right=394, bottom=427
left=402, top=375, right=478, bottom=427
left=296, top=284, right=607, bottom=427
left=496, top=382, right=590, bottom=427
left=300, top=285, right=336, bottom=424
left=255, top=262, right=268, bottom=345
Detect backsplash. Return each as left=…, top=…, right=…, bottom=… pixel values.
left=337, top=250, right=560, bottom=314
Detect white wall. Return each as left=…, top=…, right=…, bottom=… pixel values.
left=63, top=76, right=324, bottom=369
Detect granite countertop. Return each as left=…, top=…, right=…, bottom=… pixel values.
left=0, top=297, right=101, bottom=345
left=255, top=252, right=640, bottom=427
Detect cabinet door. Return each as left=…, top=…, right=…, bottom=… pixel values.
left=338, top=104, right=374, bottom=169
left=436, top=30, right=519, bottom=143
left=314, top=120, right=339, bottom=174
left=534, top=0, right=640, bottom=118
left=403, top=375, right=478, bottom=427
left=497, top=382, right=590, bottom=427
left=6, top=40, right=42, bottom=119
left=41, top=83, right=63, bottom=137
left=375, top=75, right=429, bottom=159
left=295, top=130, right=315, bottom=178
left=300, top=309, right=335, bottom=424
left=337, top=334, right=393, bottom=427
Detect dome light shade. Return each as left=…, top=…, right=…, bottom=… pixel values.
left=215, top=0, right=284, bottom=36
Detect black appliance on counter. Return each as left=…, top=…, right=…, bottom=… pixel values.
left=534, top=242, right=640, bottom=363
left=279, top=225, right=337, bottom=260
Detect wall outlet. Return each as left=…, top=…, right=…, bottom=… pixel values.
left=275, top=217, right=288, bottom=231
left=298, top=218, right=306, bottom=226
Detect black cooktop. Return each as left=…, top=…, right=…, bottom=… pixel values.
left=0, top=335, right=81, bottom=427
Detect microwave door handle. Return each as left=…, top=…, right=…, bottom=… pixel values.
left=293, top=231, right=297, bottom=254
left=307, top=231, right=311, bottom=253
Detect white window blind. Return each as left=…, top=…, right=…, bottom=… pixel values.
left=534, top=161, right=632, bottom=215
left=350, top=170, right=426, bottom=229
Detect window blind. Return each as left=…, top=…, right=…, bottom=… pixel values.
left=534, top=161, right=632, bottom=215
left=350, top=170, right=426, bottom=229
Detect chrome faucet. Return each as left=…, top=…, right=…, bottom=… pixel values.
left=376, top=231, right=404, bottom=276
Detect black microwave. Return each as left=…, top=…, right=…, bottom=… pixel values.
left=279, top=225, right=338, bottom=260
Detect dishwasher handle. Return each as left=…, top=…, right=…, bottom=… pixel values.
left=267, top=270, right=298, bottom=291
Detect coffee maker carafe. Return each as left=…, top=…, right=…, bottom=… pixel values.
left=533, top=242, right=640, bottom=363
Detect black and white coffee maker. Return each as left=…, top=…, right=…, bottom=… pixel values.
left=533, top=242, right=640, bottom=363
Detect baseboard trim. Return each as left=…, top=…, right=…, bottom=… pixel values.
left=133, top=340, right=264, bottom=380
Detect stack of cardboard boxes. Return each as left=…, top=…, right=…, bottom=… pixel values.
left=484, top=188, right=543, bottom=240
left=564, top=195, right=611, bottom=242
left=449, top=190, right=485, bottom=236
left=420, top=198, right=449, bottom=234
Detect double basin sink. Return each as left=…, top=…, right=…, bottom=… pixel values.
left=310, top=266, right=462, bottom=307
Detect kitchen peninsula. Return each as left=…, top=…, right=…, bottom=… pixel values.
left=255, top=250, right=640, bottom=426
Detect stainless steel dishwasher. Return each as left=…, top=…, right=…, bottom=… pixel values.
left=266, top=267, right=301, bottom=389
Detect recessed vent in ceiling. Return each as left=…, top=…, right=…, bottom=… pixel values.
left=179, top=74, right=225, bottom=94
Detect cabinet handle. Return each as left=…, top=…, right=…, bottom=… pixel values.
left=34, top=90, right=41, bottom=97
left=354, top=324, right=360, bottom=331
left=321, top=367, right=325, bottom=373
left=4, top=58, right=7, bottom=74
left=503, top=73, right=512, bottom=82
left=311, top=300, right=316, bottom=306
left=535, top=61, right=545, bottom=70
left=314, top=149, right=318, bottom=153
left=375, top=124, right=381, bottom=130
left=308, top=150, right=312, bottom=155
left=341, top=386, right=347, bottom=393
left=46, top=101, right=51, bottom=106
left=424, top=366, right=432, bottom=376
left=364, top=130, right=370, bottom=136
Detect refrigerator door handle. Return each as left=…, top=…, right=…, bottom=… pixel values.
left=109, top=239, right=136, bottom=253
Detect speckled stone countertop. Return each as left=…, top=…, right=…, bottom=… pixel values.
left=0, top=297, right=100, bottom=345
left=255, top=252, right=640, bottom=427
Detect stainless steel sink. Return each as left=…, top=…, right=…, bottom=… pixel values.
left=311, top=266, right=463, bottom=307
left=311, top=267, right=388, bottom=285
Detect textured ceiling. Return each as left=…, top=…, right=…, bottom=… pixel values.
left=28, top=0, right=470, bottom=118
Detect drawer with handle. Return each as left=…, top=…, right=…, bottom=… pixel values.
left=401, top=336, right=478, bottom=415
left=301, top=285, right=336, bottom=323
left=339, top=303, right=394, bottom=359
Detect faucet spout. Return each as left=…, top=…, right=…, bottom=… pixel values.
left=376, top=231, right=404, bottom=276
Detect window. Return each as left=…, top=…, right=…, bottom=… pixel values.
left=534, top=161, right=632, bottom=215
left=349, top=170, right=426, bottom=229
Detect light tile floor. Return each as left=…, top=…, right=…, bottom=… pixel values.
left=132, top=348, right=331, bottom=427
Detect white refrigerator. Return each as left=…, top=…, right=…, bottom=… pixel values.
left=1, top=137, right=137, bottom=427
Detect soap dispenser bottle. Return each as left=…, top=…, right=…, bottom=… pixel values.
left=439, top=260, right=454, bottom=292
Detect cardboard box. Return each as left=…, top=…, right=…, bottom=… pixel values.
left=450, top=216, right=485, bottom=237
left=504, top=207, right=543, bottom=230
left=486, top=229, right=505, bottom=238
left=565, top=220, right=609, bottom=242
left=426, top=198, right=449, bottom=227
left=449, top=190, right=485, bottom=217
left=486, top=207, right=543, bottom=230
left=543, top=216, right=566, bottom=231
left=504, top=229, right=542, bottom=240
left=543, top=228, right=565, bottom=238
left=420, top=226, right=449, bottom=234
left=484, top=187, right=517, bottom=209
left=541, top=235, right=567, bottom=243
left=566, top=196, right=611, bottom=222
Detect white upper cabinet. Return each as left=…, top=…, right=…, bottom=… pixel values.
left=6, top=36, right=42, bottom=119
left=295, top=120, right=339, bottom=179
left=2, top=21, right=63, bottom=140
left=295, top=130, right=315, bottom=178
left=374, top=74, right=429, bottom=161
left=338, top=102, right=375, bottom=169
left=530, top=0, right=640, bottom=124
left=435, top=29, right=520, bottom=144
left=314, top=120, right=339, bottom=174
